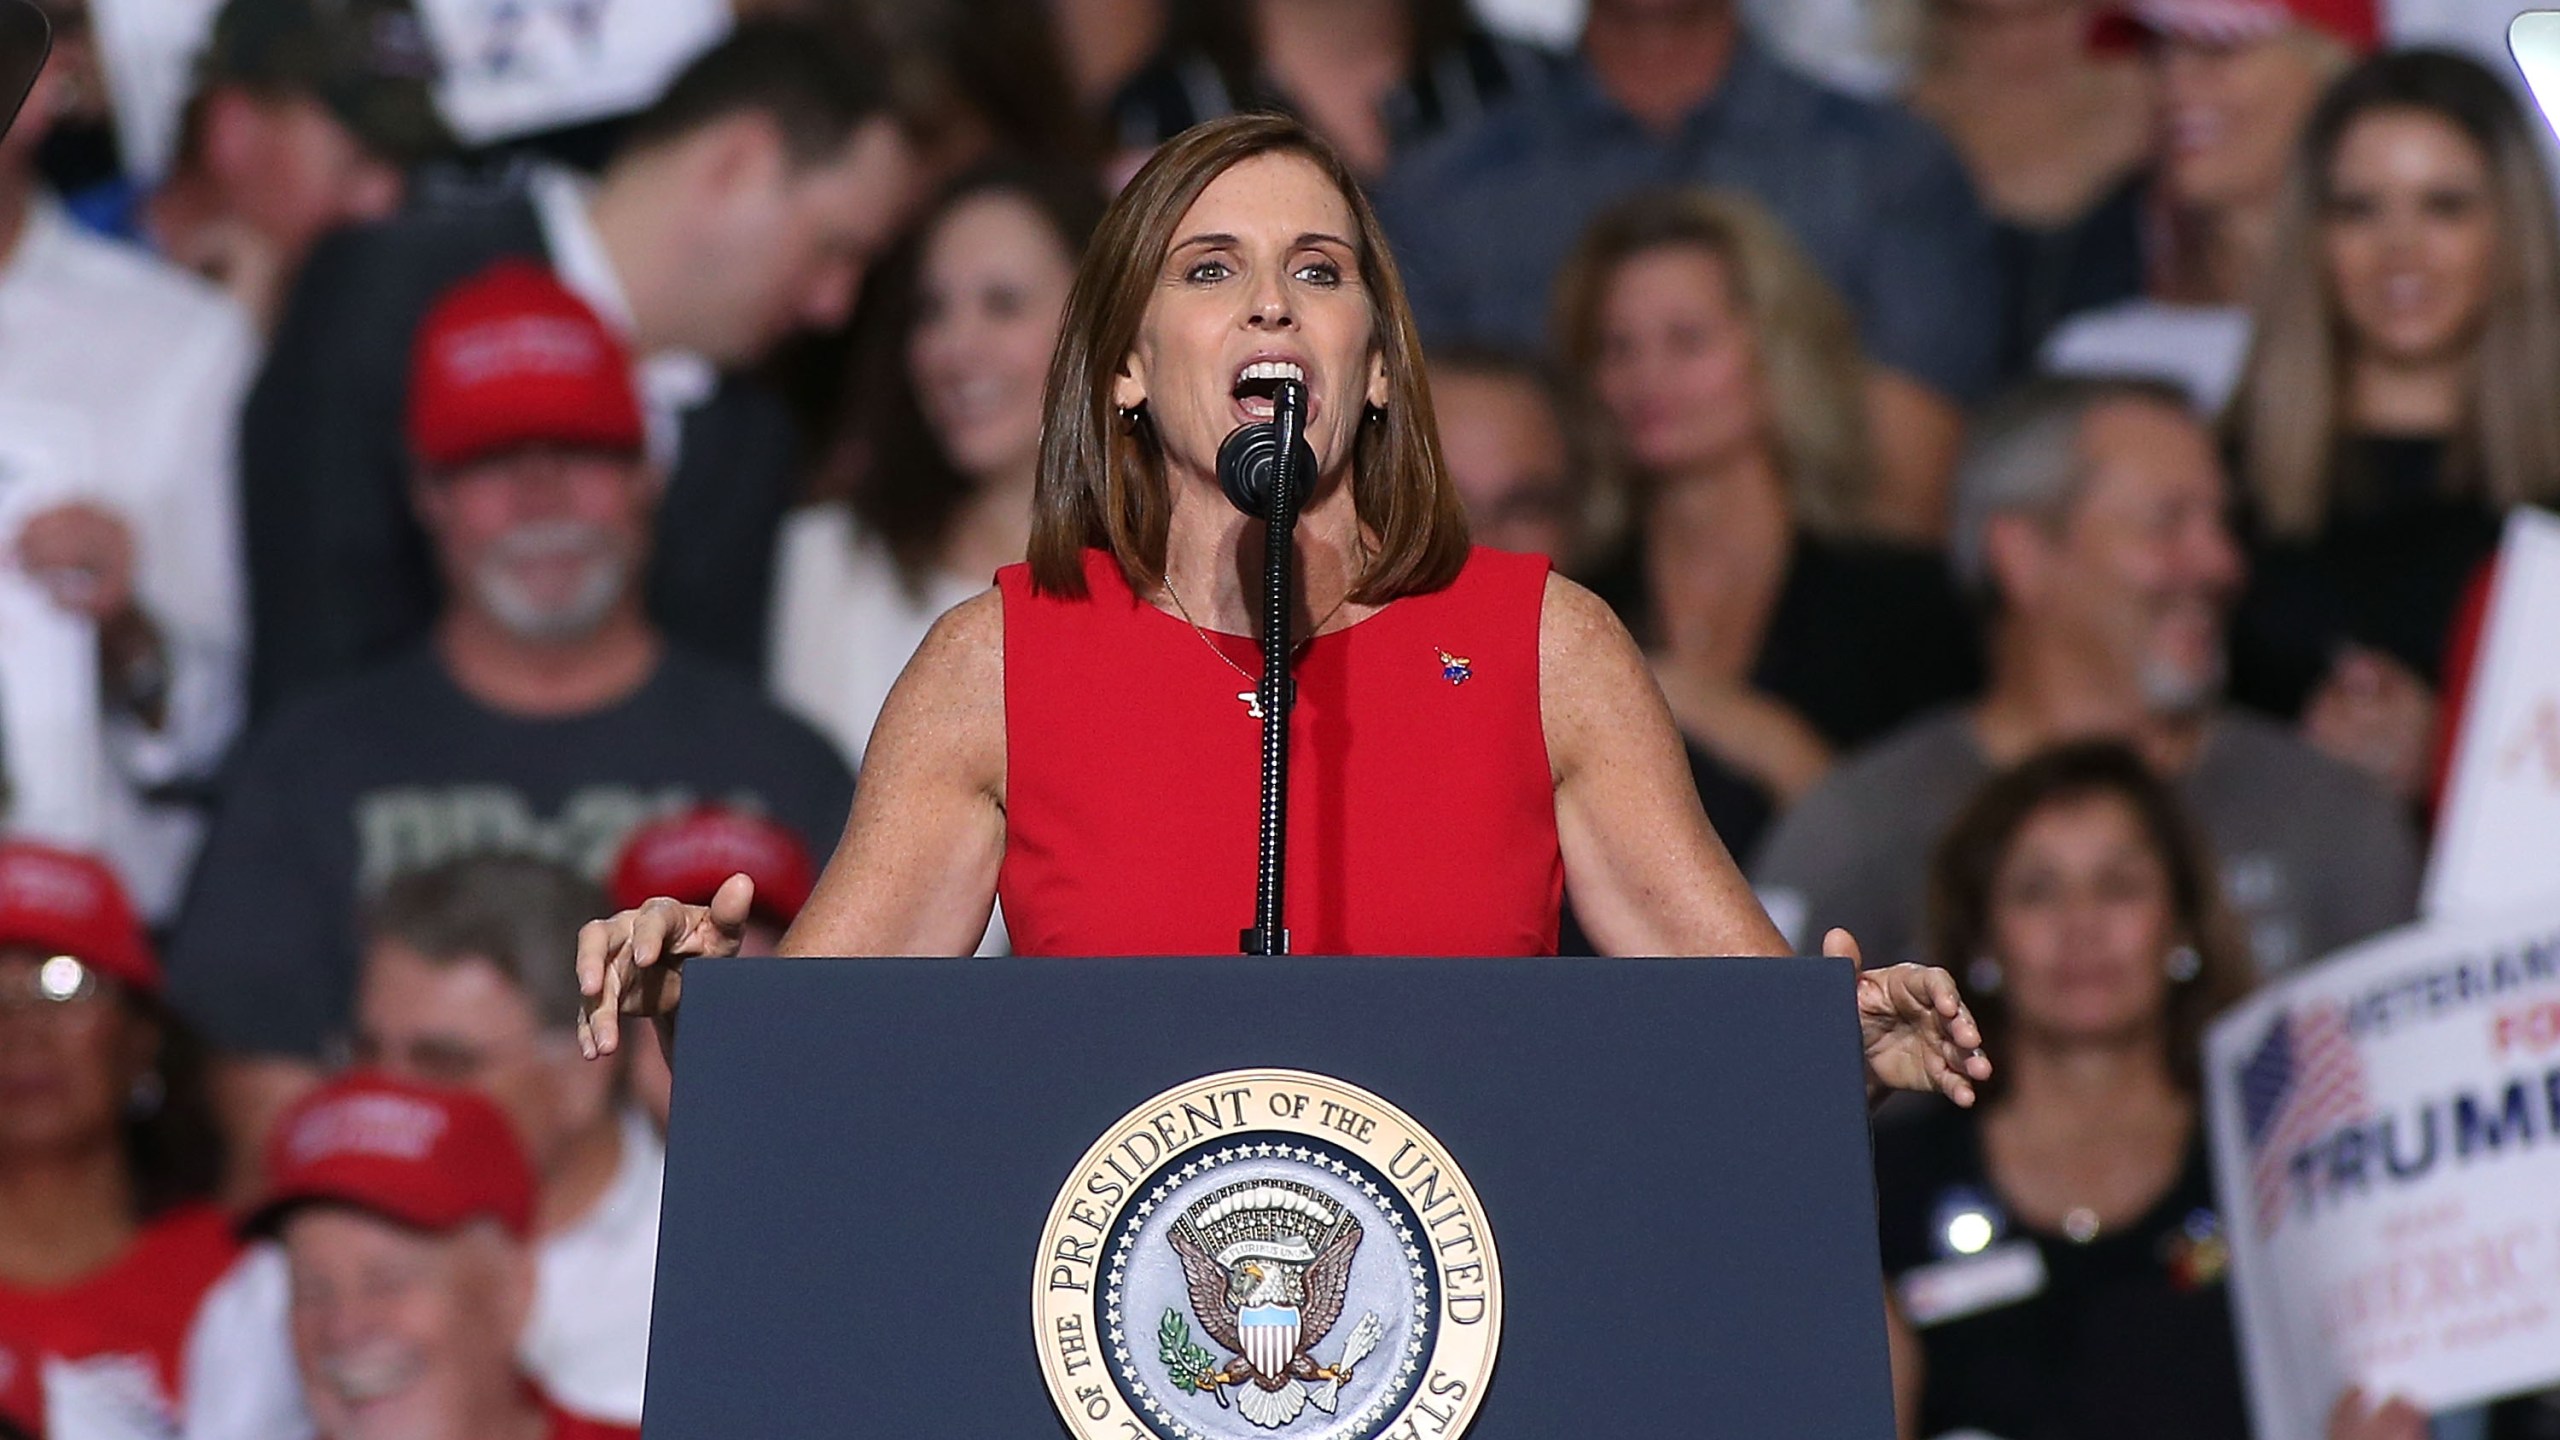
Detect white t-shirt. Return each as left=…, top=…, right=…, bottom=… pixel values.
left=768, top=503, right=984, bottom=772
left=2037, top=298, right=2254, bottom=418
left=180, top=1111, right=667, bottom=1439
left=768, top=503, right=1007, bottom=954
left=523, top=1110, right=664, bottom=1425
left=0, top=199, right=258, bottom=919
left=181, top=1246, right=309, bottom=1440
left=415, top=0, right=730, bottom=146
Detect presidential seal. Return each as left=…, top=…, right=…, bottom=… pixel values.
left=1035, top=1070, right=1501, bottom=1440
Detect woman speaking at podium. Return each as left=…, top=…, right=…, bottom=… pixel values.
left=575, top=115, right=1990, bottom=1106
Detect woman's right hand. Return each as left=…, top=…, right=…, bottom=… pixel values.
left=575, top=873, right=755, bottom=1060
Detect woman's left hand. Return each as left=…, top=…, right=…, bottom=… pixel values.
left=1830, top=928, right=1991, bottom=1107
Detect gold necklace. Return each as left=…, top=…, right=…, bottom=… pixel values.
left=1160, top=574, right=1347, bottom=719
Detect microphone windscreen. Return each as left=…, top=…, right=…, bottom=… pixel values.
left=1217, top=382, right=1315, bottom=518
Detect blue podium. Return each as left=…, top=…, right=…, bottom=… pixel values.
left=642, top=955, right=1897, bottom=1438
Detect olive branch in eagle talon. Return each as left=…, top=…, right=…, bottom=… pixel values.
left=1159, top=1310, right=1221, bottom=1394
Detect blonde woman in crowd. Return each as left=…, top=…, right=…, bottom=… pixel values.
left=1553, top=187, right=1979, bottom=819
left=2227, top=50, right=2560, bottom=803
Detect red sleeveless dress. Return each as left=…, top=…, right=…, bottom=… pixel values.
left=997, top=546, right=1562, bottom=956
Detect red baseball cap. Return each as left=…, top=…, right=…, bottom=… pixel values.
left=609, top=805, right=817, bottom=928
left=406, top=260, right=646, bottom=471
left=2095, top=0, right=2378, bottom=53
left=249, top=1073, right=537, bottom=1239
left=0, top=841, right=157, bottom=996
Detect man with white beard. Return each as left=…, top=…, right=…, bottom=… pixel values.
left=163, top=263, right=853, bottom=1192
left=251, top=1073, right=635, bottom=1440
left=1752, top=375, right=2420, bottom=977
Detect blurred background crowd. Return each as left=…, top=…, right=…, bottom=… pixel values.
left=0, top=0, right=2553, bottom=1437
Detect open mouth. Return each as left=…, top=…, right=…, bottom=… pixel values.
left=1232, top=358, right=1308, bottom=422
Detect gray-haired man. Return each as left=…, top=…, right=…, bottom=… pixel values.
left=1752, top=375, right=2418, bottom=975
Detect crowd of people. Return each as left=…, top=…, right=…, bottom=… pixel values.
left=0, top=0, right=2553, bottom=1437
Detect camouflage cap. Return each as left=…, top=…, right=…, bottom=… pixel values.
left=201, top=0, right=453, bottom=165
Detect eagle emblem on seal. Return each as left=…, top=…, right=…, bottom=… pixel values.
left=1160, top=1179, right=1384, bottom=1430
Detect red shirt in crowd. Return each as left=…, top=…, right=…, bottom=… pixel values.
left=0, top=1203, right=239, bottom=1436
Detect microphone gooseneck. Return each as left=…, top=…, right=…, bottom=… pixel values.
left=1221, top=379, right=1309, bottom=955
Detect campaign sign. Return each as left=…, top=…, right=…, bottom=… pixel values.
left=2428, top=507, right=2560, bottom=918
left=87, top=0, right=223, bottom=182
left=2205, top=900, right=2560, bottom=1438
left=2515, top=13, right=2560, bottom=148
left=414, top=0, right=730, bottom=145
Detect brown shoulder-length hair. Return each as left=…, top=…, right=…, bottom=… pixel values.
left=124, top=993, right=226, bottom=1219
left=1028, top=113, right=1469, bottom=600
left=1927, top=742, right=2254, bottom=1103
left=2230, top=49, right=2560, bottom=538
left=849, top=160, right=1107, bottom=593
left=1549, top=186, right=1878, bottom=543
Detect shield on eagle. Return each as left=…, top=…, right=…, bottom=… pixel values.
left=1238, top=1304, right=1299, bottom=1382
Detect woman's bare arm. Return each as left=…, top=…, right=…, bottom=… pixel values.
left=1543, top=573, right=1989, bottom=1105
left=576, top=591, right=1007, bottom=1055
left=1542, top=573, right=1788, bottom=958
left=780, top=590, right=1008, bottom=958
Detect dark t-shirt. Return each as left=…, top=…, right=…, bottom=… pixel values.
left=2493, top=1392, right=2560, bottom=1439
left=1989, top=170, right=2146, bottom=383
left=1874, top=1098, right=2249, bottom=1440
left=1587, top=531, right=1984, bottom=753
left=165, top=647, right=854, bottom=1057
left=2232, top=434, right=2506, bottom=716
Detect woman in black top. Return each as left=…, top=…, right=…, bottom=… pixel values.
left=2227, top=52, right=2560, bottom=803
left=1876, top=743, right=2253, bottom=1440
left=1552, top=187, right=1981, bottom=816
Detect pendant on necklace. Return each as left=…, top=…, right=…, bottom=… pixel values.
left=1237, top=680, right=1295, bottom=719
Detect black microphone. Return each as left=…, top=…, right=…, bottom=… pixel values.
left=1217, top=379, right=1315, bottom=518
left=1216, top=378, right=1311, bottom=955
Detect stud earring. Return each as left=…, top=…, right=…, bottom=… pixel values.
left=2164, top=944, right=2202, bottom=984
left=1965, top=955, right=2003, bottom=995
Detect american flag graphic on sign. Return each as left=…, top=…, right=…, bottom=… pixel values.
left=2236, top=1004, right=2371, bottom=1237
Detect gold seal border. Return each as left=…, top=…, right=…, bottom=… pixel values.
left=1033, top=1068, right=1503, bottom=1440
